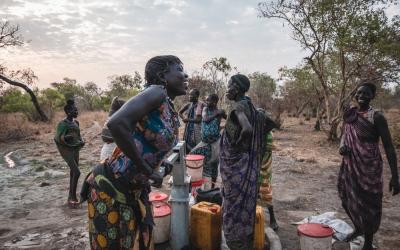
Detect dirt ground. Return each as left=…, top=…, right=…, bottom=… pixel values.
left=0, top=113, right=399, bottom=250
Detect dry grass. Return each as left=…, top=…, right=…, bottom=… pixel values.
left=0, top=111, right=108, bottom=142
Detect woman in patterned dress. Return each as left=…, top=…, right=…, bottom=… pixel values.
left=256, top=108, right=279, bottom=230
left=83, top=55, right=188, bottom=250
left=190, top=93, right=226, bottom=189
left=338, top=82, right=398, bottom=250
left=179, top=89, right=205, bottom=152
left=219, top=74, right=264, bottom=250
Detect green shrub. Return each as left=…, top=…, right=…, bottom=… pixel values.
left=0, top=88, right=37, bottom=120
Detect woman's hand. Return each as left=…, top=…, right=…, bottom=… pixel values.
left=389, top=177, right=400, bottom=196
left=236, top=127, right=252, bottom=149
left=149, top=170, right=163, bottom=188
left=64, top=135, right=73, bottom=144
left=218, top=109, right=226, bottom=117
left=161, top=161, right=174, bottom=176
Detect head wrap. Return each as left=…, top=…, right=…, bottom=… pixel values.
left=360, top=82, right=376, bottom=98
left=231, top=74, right=250, bottom=93
left=64, top=99, right=75, bottom=114
left=109, top=97, right=125, bottom=116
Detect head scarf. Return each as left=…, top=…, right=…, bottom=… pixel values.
left=109, top=97, right=125, bottom=116
left=231, top=74, right=250, bottom=93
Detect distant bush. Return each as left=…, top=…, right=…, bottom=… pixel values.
left=0, top=88, right=38, bottom=120
left=39, top=88, right=65, bottom=119
left=392, top=124, right=400, bottom=149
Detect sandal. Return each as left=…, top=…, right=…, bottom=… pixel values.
left=67, top=199, right=80, bottom=209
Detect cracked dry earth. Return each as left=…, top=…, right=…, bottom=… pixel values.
left=0, top=115, right=399, bottom=250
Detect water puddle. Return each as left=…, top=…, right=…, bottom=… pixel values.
left=4, top=151, right=16, bottom=168
left=3, top=228, right=88, bottom=249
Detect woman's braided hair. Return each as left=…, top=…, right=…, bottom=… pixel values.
left=144, top=55, right=182, bottom=86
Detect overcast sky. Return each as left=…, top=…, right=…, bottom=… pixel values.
left=1, top=0, right=398, bottom=89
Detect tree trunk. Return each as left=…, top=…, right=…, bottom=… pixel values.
left=295, top=101, right=310, bottom=118
left=0, top=74, right=48, bottom=121
left=323, top=90, right=331, bottom=123
left=314, top=106, right=323, bottom=131
left=328, top=116, right=341, bottom=141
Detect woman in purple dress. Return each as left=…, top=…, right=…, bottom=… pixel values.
left=338, top=82, right=399, bottom=250
left=219, top=74, right=264, bottom=249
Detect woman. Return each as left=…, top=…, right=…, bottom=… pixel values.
left=219, top=74, right=264, bottom=249
left=54, top=99, right=85, bottom=208
left=257, top=108, right=279, bottom=231
left=338, top=82, right=399, bottom=250
left=100, top=97, right=125, bottom=161
left=179, top=88, right=205, bottom=152
left=83, top=55, right=188, bottom=250
left=191, top=94, right=226, bottom=189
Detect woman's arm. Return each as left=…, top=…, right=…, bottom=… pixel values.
left=185, top=114, right=202, bottom=123
left=220, top=109, right=227, bottom=120
left=235, top=109, right=252, bottom=147
left=202, top=107, right=217, bottom=123
left=375, top=112, right=399, bottom=195
left=107, top=86, right=166, bottom=174
left=185, top=103, right=203, bottom=123
left=203, top=108, right=226, bottom=123
left=55, top=122, right=72, bottom=147
left=178, top=103, right=190, bottom=121
left=339, top=130, right=350, bottom=156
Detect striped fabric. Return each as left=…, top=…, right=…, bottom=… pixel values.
left=338, top=107, right=383, bottom=234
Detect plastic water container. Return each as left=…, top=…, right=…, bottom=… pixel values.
left=153, top=202, right=171, bottom=244
left=185, top=154, right=204, bottom=182
left=190, top=178, right=206, bottom=198
left=190, top=201, right=221, bottom=250
left=149, top=191, right=169, bottom=203
left=297, top=223, right=334, bottom=250
left=254, top=205, right=266, bottom=250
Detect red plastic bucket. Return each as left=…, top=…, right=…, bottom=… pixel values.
left=297, top=223, right=333, bottom=250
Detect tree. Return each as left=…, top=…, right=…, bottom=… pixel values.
left=0, top=21, right=48, bottom=121
left=202, top=57, right=233, bottom=98
left=258, top=0, right=399, bottom=140
left=107, top=73, right=142, bottom=98
left=0, top=21, right=24, bottom=48
left=247, top=72, right=276, bottom=111
left=82, top=81, right=104, bottom=110
left=39, top=88, right=65, bottom=118
left=279, top=65, right=320, bottom=116
left=133, top=71, right=143, bottom=89
left=51, top=77, right=84, bottom=100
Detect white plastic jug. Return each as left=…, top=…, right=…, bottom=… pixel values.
left=185, top=154, right=204, bottom=182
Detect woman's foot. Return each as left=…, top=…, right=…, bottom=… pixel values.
left=345, top=229, right=362, bottom=242
left=270, top=220, right=279, bottom=231
left=362, top=243, right=373, bottom=250
left=268, top=206, right=279, bottom=231
left=67, top=198, right=80, bottom=209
